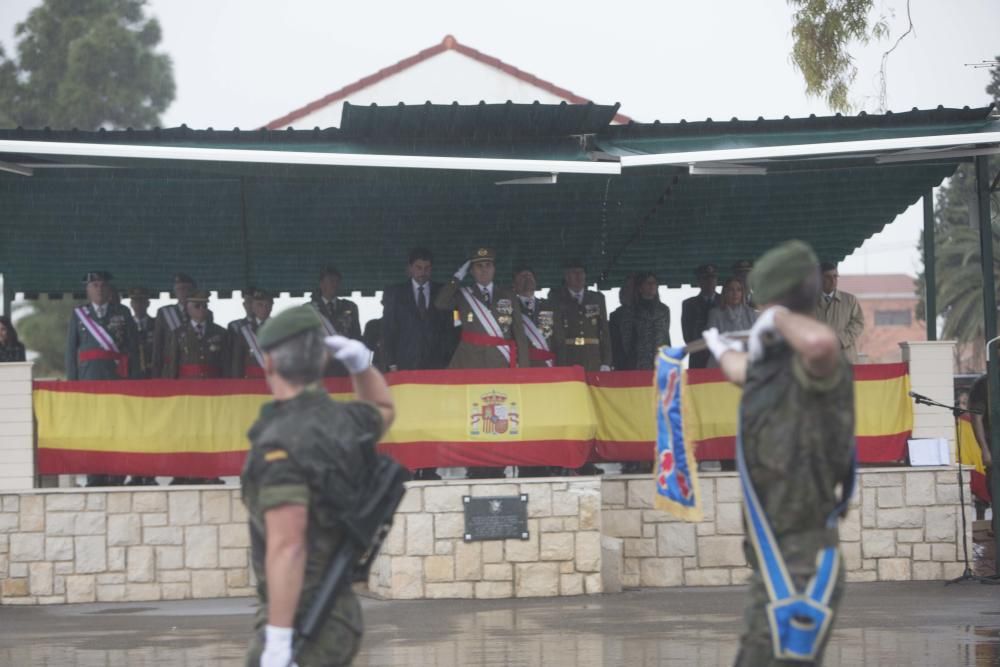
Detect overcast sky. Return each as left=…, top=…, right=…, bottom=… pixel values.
left=1, top=1, right=998, bottom=331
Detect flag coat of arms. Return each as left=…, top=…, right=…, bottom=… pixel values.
left=654, top=346, right=703, bottom=521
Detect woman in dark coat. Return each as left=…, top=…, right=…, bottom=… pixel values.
left=0, top=316, right=26, bottom=362
left=629, top=272, right=671, bottom=370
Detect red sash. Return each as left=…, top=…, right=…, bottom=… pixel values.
left=243, top=366, right=266, bottom=379
left=179, top=364, right=221, bottom=379
left=461, top=330, right=518, bottom=369
left=529, top=348, right=556, bottom=363
left=78, top=349, right=129, bottom=379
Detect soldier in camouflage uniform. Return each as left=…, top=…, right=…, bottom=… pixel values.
left=310, top=266, right=363, bottom=377
left=66, top=271, right=139, bottom=487
left=703, top=241, right=854, bottom=666
left=242, top=306, right=394, bottom=667
left=231, top=289, right=274, bottom=379
left=551, top=259, right=612, bottom=372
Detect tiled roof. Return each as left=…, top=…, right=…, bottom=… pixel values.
left=264, top=35, right=634, bottom=129
left=839, top=274, right=918, bottom=297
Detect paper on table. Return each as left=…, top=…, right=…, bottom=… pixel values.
left=907, top=438, right=950, bottom=466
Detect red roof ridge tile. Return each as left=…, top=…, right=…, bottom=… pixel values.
left=263, top=35, right=633, bottom=130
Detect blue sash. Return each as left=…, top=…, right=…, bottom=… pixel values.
left=737, top=425, right=855, bottom=662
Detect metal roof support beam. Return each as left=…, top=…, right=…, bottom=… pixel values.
left=975, top=154, right=1000, bottom=571
left=875, top=146, right=1000, bottom=165
left=922, top=190, right=936, bottom=341
left=0, top=140, right=621, bottom=175
left=619, top=131, right=1000, bottom=168
left=0, top=160, right=32, bottom=176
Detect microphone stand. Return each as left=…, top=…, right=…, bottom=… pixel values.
left=909, top=392, right=998, bottom=585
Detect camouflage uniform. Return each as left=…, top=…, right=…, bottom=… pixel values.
left=242, top=387, right=383, bottom=667
left=736, top=341, right=855, bottom=666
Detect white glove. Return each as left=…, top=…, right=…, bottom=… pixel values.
left=599, top=364, right=611, bottom=372
left=747, top=306, right=788, bottom=363
left=324, top=335, right=371, bottom=375
left=454, top=260, right=471, bottom=281
left=261, top=625, right=296, bottom=667
left=702, top=328, right=743, bottom=362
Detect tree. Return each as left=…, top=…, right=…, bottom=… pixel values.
left=916, top=56, right=1000, bottom=371
left=0, top=0, right=174, bottom=130
left=1, top=0, right=175, bottom=376
left=788, top=0, right=889, bottom=112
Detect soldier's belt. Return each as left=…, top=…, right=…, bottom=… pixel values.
left=564, top=337, right=600, bottom=346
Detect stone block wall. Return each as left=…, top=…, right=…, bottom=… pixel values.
left=367, top=477, right=603, bottom=600
left=0, top=488, right=254, bottom=605
left=602, top=468, right=973, bottom=588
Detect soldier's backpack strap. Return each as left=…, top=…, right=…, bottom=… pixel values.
left=736, top=422, right=856, bottom=663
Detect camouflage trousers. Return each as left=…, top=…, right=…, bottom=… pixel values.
left=246, top=593, right=363, bottom=667
left=734, top=562, right=845, bottom=667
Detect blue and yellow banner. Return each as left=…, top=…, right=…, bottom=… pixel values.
left=654, top=347, right=702, bottom=521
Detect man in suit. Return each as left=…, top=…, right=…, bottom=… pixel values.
left=551, top=259, right=612, bottom=372
left=814, top=261, right=865, bottom=363
left=681, top=264, right=720, bottom=369
left=66, top=271, right=140, bottom=487
left=382, top=247, right=454, bottom=372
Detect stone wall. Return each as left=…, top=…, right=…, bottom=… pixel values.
left=603, top=468, right=973, bottom=588
left=367, top=477, right=604, bottom=600
left=0, top=488, right=254, bottom=605
left=0, top=468, right=973, bottom=605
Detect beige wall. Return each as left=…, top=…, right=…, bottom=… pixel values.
left=0, top=362, right=33, bottom=491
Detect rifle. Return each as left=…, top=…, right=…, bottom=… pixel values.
left=292, top=453, right=410, bottom=662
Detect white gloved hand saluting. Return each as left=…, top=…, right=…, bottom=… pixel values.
left=747, top=306, right=788, bottom=363
left=324, top=335, right=371, bottom=375
left=261, top=625, right=297, bottom=667
left=454, top=260, right=471, bottom=281
left=701, top=328, right=743, bottom=363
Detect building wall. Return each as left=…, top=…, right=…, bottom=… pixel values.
left=0, top=468, right=972, bottom=605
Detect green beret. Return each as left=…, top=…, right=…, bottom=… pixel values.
left=257, top=305, right=324, bottom=350
left=749, top=240, right=819, bottom=305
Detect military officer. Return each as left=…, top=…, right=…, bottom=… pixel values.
left=66, top=271, right=139, bottom=487
left=231, top=289, right=274, bottom=379
left=310, top=266, right=363, bottom=376
left=434, top=247, right=530, bottom=370
left=681, top=264, right=720, bottom=369
left=162, top=290, right=229, bottom=380
left=127, top=287, right=156, bottom=379
left=152, top=273, right=197, bottom=377
left=703, top=241, right=854, bottom=666
left=513, top=265, right=560, bottom=368
left=242, top=306, right=394, bottom=667
left=551, top=259, right=612, bottom=372
left=228, top=286, right=256, bottom=337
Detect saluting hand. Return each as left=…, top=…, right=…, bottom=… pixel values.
left=454, top=260, right=471, bottom=281
left=324, top=335, right=371, bottom=375
left=747, top=306, right=788, bottom=363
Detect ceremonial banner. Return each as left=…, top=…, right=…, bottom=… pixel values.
left=653, top=347, right=702, bottom=521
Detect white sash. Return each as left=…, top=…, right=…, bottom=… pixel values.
left=163, top=304, right=183, bottom=331
left=310, top=302, right=339, bottom=336
left=238, top=322, right=265, bottom=367
left=459, top=287, right=511, bottom=366
left=75, top=306, right=120, bottom=353
left=522, top=317, right=553, bottom=367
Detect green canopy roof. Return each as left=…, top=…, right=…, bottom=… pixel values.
left=0, top=103, right=995, bottom=296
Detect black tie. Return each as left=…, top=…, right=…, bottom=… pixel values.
left=482, top=288, right=491, bottom=307
left=196, top=323, right=204, bottom=338
left=417, top=285, right=427, bottom=313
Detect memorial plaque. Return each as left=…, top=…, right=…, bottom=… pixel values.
left=463, top=494, right=529, bottom=542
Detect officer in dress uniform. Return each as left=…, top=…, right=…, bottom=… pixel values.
left=513, top=265, right=561, bottom=369
left=227, top=286, right=256, bottom=337
left=681, top=264, right=720, bottom=369
left=434, top=247, right=530, bottom=370
left=230, top=289, right=273, bottom=379
left=152, top=273, right=197, bottom=378
left=127, top=287, right=156, bottom=379
left=310, top=266, right=363, bottom=376
left=551, top=259, right=612, bottom=372
left=66, top=271, right=139, bottom=487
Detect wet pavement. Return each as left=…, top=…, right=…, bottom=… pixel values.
left=0, top=582, right=998, bottom=666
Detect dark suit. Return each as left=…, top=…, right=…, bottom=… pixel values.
left=681, top=292, right=719, bottom=369
left=382, top=280, right=455, bottom=371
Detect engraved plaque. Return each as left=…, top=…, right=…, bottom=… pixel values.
left=463, top=494, right=529, bottom=542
